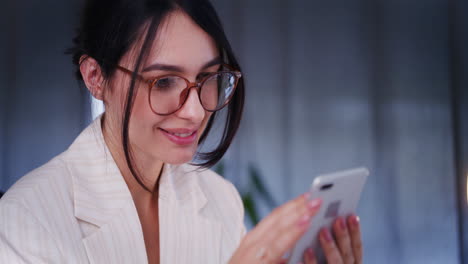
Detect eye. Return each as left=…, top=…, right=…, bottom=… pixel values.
left=154, top=76, right=177, bottom=90
left=156, top=77, right=171, bottom=87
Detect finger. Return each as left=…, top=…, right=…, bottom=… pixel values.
left=241, top=194, right=322, bottom=263
left=347, top=215, right=363, bottom=264
left=319, top=228, right=344, bottom=264
left=304, top=248, right=317, bottom=264
left=263, top=198, right=322, bottom=260
left=242, top=193, right=309, bottom=247
left=332, top=217, right=355, bottom=264
left=255, top=193, right=311, bottom=233
left=248, top=193, right=320, bottom=245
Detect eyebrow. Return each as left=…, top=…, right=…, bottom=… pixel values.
left=142, top=56, right=222, bottom=73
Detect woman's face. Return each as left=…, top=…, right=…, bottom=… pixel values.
left=104, top=10, right=219, bottom=165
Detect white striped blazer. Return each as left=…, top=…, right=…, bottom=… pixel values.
left=0, top=116, right=246, bottom=263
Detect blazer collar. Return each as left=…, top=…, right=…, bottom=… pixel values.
left=66, top=115, right=208, bottom=227
left=65, top=115, right=220, bottom=263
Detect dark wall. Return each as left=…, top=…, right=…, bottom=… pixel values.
left=0, top=0, right=9, bottom=193
left=453, top=0, right=468, bottom=260
left=0, top=0, right=86, bottom=189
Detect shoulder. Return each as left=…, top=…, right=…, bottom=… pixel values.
left=1, top=154, right=72, bottom=209
left=0, top=155, right=71, bottom=262
left=0, top=117, right=102, bottom=215
left=0, top=198, right=65, bottom=262
left=0, top=151, right=74, bottom=227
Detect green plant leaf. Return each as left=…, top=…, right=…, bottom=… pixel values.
left=248, top=164, right=277, bottom=208
left=242, top=192, right=259, bottom=225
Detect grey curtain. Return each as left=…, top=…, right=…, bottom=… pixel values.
left=212, top=0, right=467, bottom=263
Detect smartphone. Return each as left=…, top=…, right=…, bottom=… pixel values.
left=287, top=167, right=369, bottom=264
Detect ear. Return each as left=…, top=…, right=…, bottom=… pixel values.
left=79, top=55, right=105, bottom=100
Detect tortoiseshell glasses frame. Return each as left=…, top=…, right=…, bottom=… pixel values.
left=116, top=64, right=242, bottom=116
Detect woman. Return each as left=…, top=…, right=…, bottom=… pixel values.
left=0, top=0, right=363, bottom=263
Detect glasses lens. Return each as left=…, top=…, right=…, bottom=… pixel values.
left=200, top=72, right=237, bottom=111
left=149, top=72, right=238, bottom=115
left=150, top=75, right=187, bottom=114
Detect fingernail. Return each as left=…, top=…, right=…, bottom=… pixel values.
left=308, top=198, right=321, bottom=210
left=322, top=229, right=332, bottom=242
left=303, top=192, right=311, bottom=200
left=351, top=215, right=360, bottom=227
left=297, top=213, right=311, bottom=227
left=307, top=248, right=315, bottom=258
left=339, top=218, right=346, bottom=230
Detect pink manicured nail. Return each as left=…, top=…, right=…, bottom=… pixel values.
left=322, top=229, right=332, bottom=242
left=297, top=213, right=311, bottom=227
left=351, top=215, right=360, bottom=227
left=307, top=248, right=315, bottom=258
left=308, top=198, right=322, bottom=210
left=339, top=218, right=346, bottom=230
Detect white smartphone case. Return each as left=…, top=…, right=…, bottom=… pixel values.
left=287, top=167, right=369, bottom=264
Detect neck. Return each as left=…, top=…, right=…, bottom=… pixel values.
left=101, top=114, right=163, bottom=201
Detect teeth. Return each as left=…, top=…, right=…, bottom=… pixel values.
left=169, top=131, right=193, bottom=137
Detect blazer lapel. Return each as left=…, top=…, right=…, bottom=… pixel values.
left=67, top=117, right=147, bottom=263
left=67, top=116, right=222, bottom=263
left=159, top=164, right=222, bottom=264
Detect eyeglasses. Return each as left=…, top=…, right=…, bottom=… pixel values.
left=116, top=64, right=242, bottom=116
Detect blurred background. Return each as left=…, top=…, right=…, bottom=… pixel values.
left=1, top=0, right=467, bottom=263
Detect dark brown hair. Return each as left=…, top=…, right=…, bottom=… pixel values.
left=67, top=0, right=245, bottom=192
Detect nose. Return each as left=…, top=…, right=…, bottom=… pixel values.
left=175, top=87, right=205, bottom=123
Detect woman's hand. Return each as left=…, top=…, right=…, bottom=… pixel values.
left=229, top=192, right=364, bottom=264
left=303, top=215, right=363, bottom=264
left=229, top=193, right=322, bottom=264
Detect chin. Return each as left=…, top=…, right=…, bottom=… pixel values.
left=161, top=149, right=197, bottom=165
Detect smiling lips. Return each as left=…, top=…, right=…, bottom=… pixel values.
left=159, top=127, right=198, bottom=145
